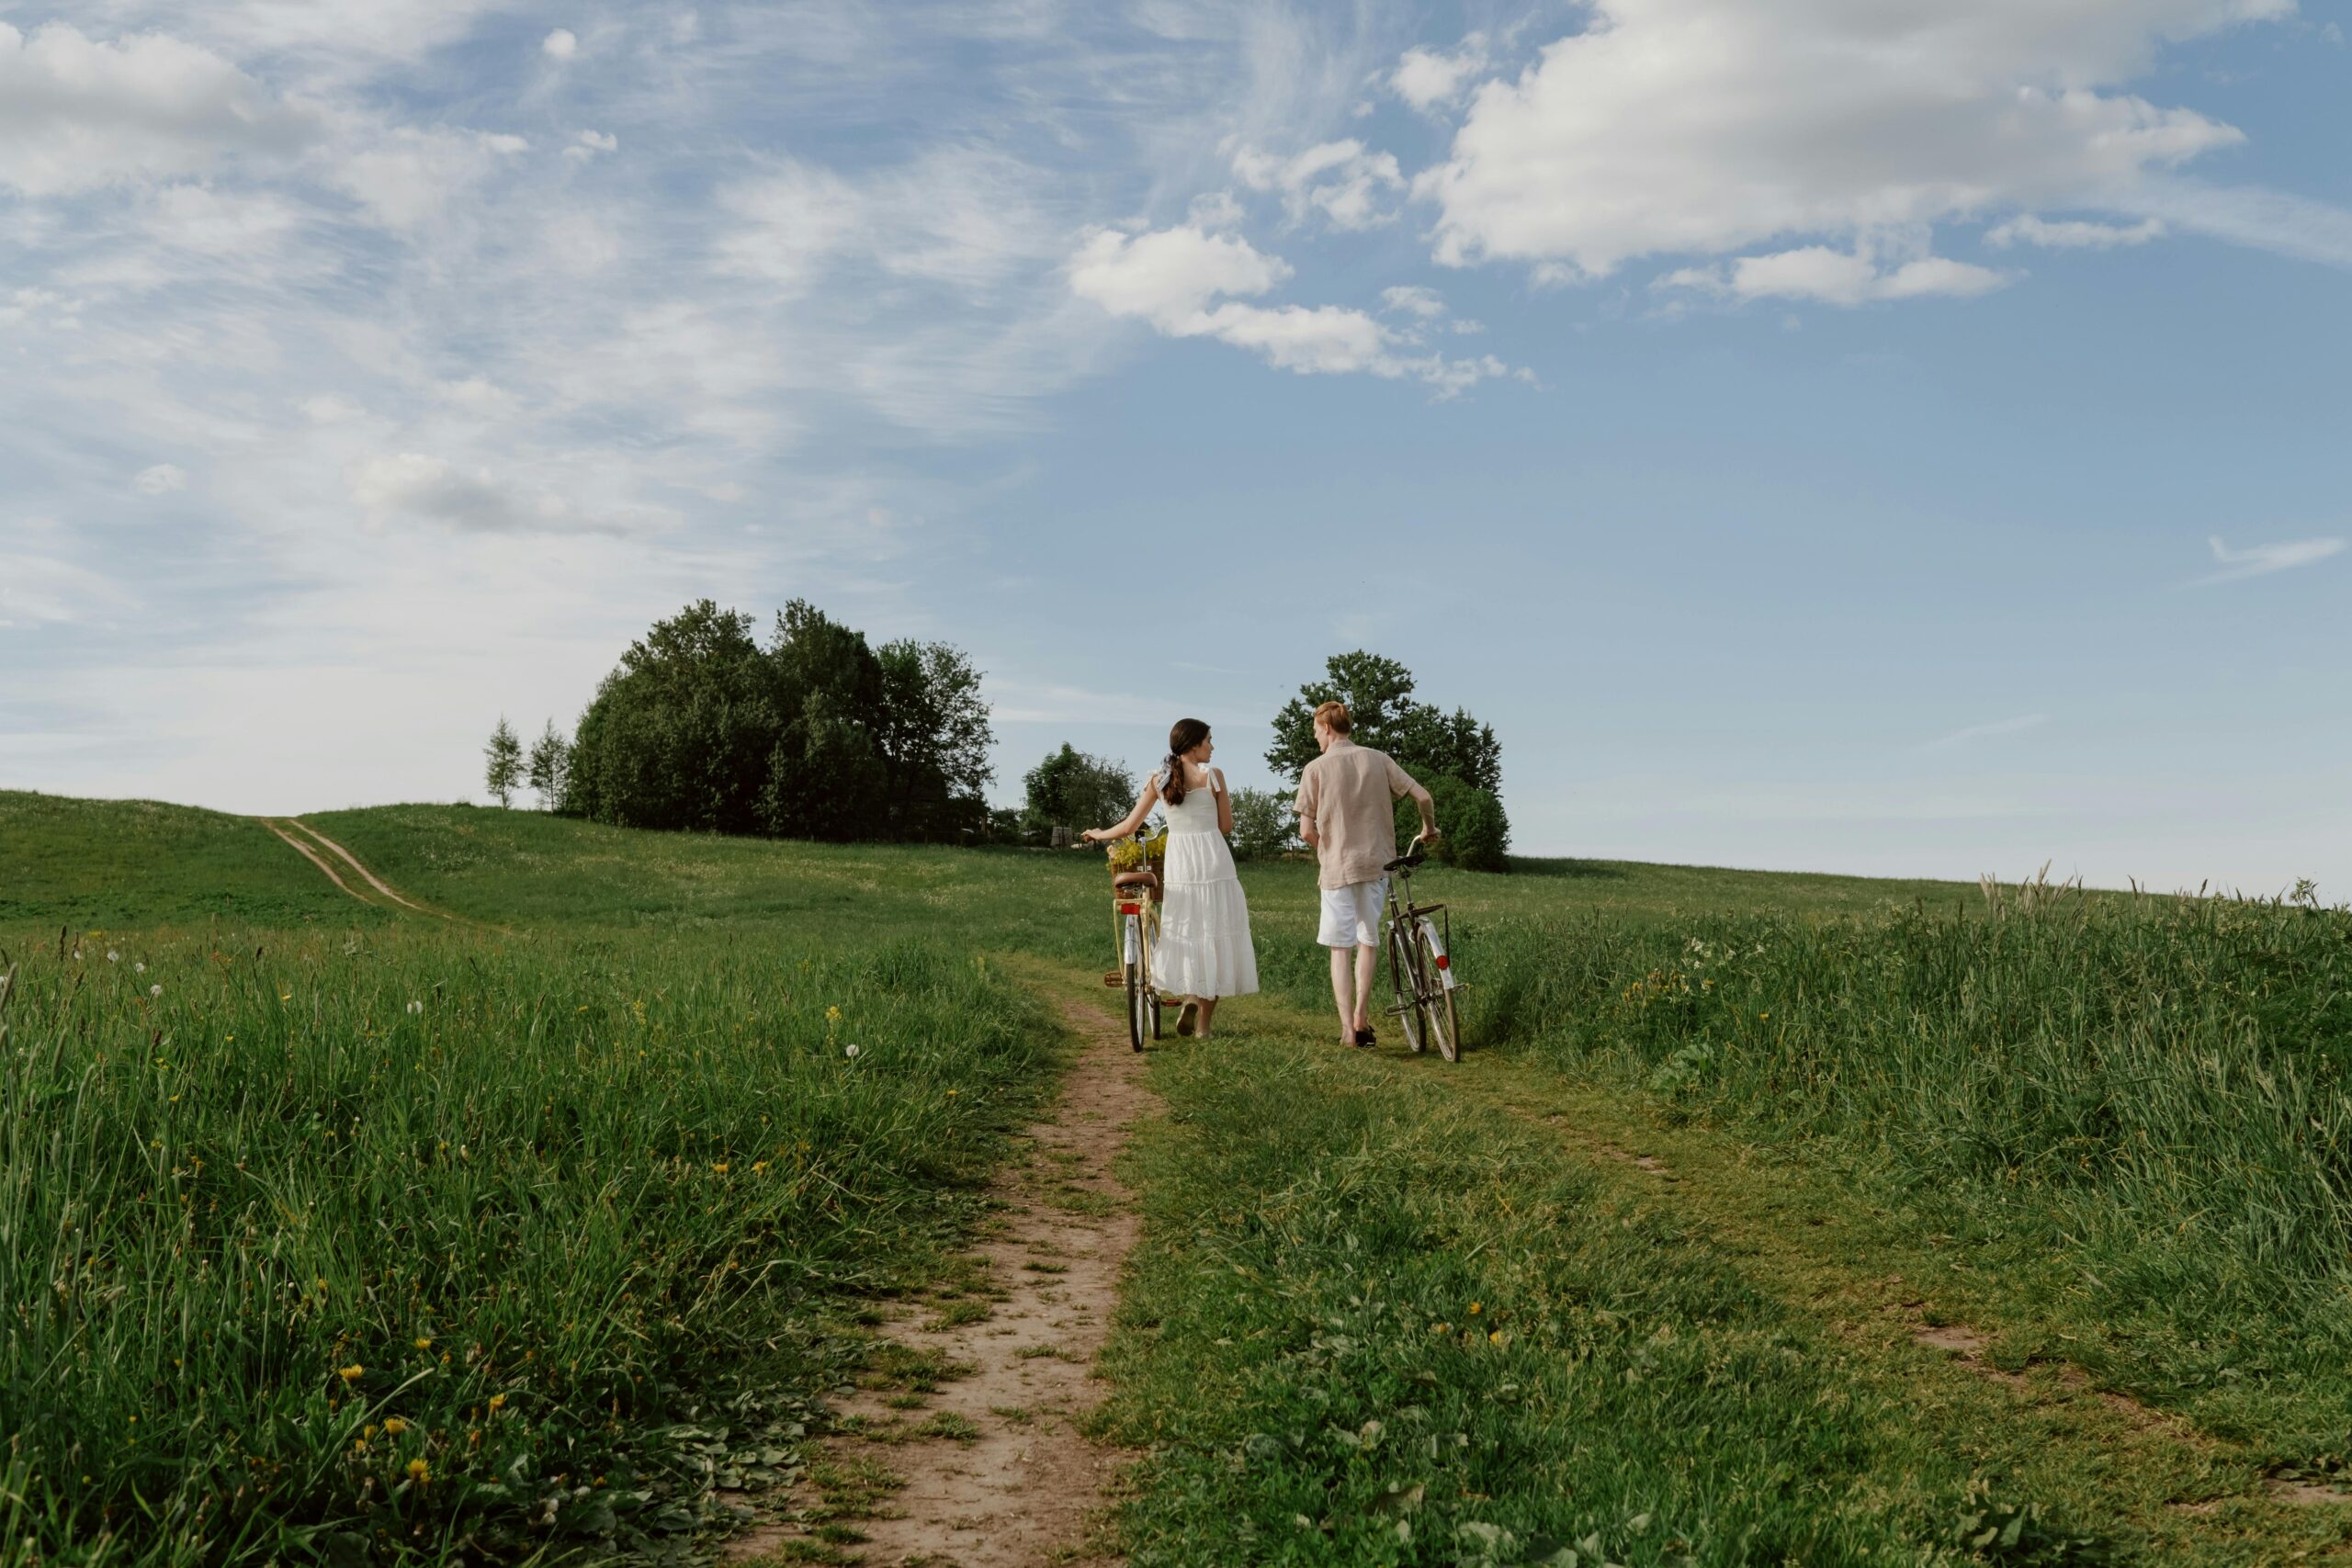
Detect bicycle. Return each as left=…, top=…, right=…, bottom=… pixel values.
left=1383, top=840, right=1463, bottom=1062
left=1099, top=829, right=1165, bottom=1052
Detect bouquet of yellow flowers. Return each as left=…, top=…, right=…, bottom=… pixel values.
left=1105, top=829, right=1169, bottom=875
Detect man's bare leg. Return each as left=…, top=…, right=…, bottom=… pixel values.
left=1329, top=945, right=1356, bottom=1041
left=1353, top=942, right=1379, bottom=1037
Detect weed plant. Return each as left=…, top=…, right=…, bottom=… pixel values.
left=0, top=924, right=1048, bottom=1565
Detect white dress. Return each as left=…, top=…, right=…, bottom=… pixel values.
left=1154, top=772, right=1260, bottom=999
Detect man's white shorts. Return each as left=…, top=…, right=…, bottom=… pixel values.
left=1317, top=877, right=1388, bottom=949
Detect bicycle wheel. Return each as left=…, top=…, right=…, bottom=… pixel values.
left=1386, top=920, right=1427, bottom=1054
left=1123, top=912, right=1148, bottom=1052
left=1414, top=921, right=1461, bottom=1062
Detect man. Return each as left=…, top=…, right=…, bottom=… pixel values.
left=1294, top=700, right=1438, bottom=1046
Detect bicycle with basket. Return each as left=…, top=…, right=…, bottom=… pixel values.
left=1100, top=828, right=1168, bottom=1052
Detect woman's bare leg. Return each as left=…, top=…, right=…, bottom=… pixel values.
left=1195, top=996, right=1218, bottom=1039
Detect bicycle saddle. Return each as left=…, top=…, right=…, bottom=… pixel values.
left=1112, top=869, right=1160, bottom=890
left=1382, top=843, right=1429, bottom=874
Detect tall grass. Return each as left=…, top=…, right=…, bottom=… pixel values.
left=0, top=925, right=1048, bottom=1565
left=1461, top=879, right=2352, bottom=1447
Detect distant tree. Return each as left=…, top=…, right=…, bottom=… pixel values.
left=1228, top=786, right=1299, bottom=861
left=874, top=638, right=994, bottom=840
left=484, top=716, right=523, bottom=807
left=526, top=718, right=571, bottom=811
left=559, top=597, right=998, bottom=844
left=567, top=600, right=783, bottom=833
left=757, top=600, right=888, bottom=842
left=1394, top=770, right=1511, bottom=873
left=1022, top=745, right=1136, bottom=840
left=1266, top=650, right=1500, bottom=792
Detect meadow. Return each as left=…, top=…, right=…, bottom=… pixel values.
left=6, top=788, right=2351, bottom=1565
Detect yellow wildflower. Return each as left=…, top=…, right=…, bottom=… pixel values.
left=338, top=1363, right=363, bottom=1382
left=488, top=1393, right=508, bottom=1412
left=414, top=1337, right=433, bottom=1350
left=382, top=1417, right=408, bottom=1436
left=406, top=1459, right=429, bottom=1482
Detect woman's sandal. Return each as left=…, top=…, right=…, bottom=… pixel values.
left=1176, top=1000, right=1200, bottom=1037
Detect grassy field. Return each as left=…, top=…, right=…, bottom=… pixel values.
left=6, top=789, right=2351, bottom=1565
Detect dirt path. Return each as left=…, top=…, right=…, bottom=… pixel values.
left=259, top=817, right=457, bottom=921
left=739, top=994, right=1151, bottom=1567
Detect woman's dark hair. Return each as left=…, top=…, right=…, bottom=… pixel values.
left=1161, top=717, right=1210, bottom=805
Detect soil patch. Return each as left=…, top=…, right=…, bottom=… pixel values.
left=736, top=995, right=1152, bottom=1567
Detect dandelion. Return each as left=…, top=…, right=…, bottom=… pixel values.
left=844, top=1043, right=860, bottom=1059
left=72, top=949, right=81, bottom=961
left=711, top=1162, right=729, bottom=1174
left=1468, top=1302, right=1481, bottom=1315
left=134, top=961, right=145, bottom=973
left=414, top=1337, right=433, bottom=1350
left=151, top=984, right=164, bottom=998
left=279, top=993, right=291, bottom=1002
left=945, top=1089, right=957, bottom=1097
left=1488, top=1330, right=1505, bottom=1345
left=107, top=950, right=119, bottom=963
left=1430, top=1322, right=1451, bottom=1335
left=338, top=1363, right=364, bottom=1382
left=382, top=1417, right=408, bottom=1436
left=406, top=1000, right=424, bottom=1015
left=825, top=1005, right=842, bottom=1024
left=406, top=1459, right=429, bottom=1483
left=488, top=1393, right=507, bottom=1411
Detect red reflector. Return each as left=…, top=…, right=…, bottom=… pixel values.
left=1433, top=955, right=1450, bottom=968
left=1117, top=904, right=1140, bottom=915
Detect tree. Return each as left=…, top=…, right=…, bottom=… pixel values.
left=1394, top=770, right=1511, bottom=873
left=757, top=600, right=888, bottom=842
left=526, top=718, right=571, bottom=811
left=484, top=716, right=523, bottom=807
left=1022, top=746, right=1136, bottom=840
left=567, top=600, right=783, bottom=833
left=1228, top=787, right=1299, bottom=861
left=1265, top=650, right=1500, bottom=793
left=874, top=638, right=994, bottom=840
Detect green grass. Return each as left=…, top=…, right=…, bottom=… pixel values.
left=11, top=791, right=2352, bottom=1565
left=0, top=798, right=1057, bottom=1566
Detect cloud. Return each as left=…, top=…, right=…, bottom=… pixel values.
left=1069, top=224, right=1520, bottom=394
left=1390, top=34, right=1488, bottom=113
left=326, top=125, right=531, bottom=230
left=345, top=453, right=650, bottom=536
left=541, top=28, right=578, bottom=60
left=1987, top=215, right=2166, bottom=249
left=0, top=553, right=134, bottom=628
left=133, top=463, right=187, bottom=495
left=1231, top=139, right=1404, bottom=230
left=1417, top=0, right=2280, bottom=283
left=1916, top=713, right=2052, bottom=753
left=0, top=22, right=323, bottom=196
left=1659, top=246, right=2012, bottom=307
left=565, top=130, right=618, bottom=162
left=1381, top=285, right=1447, bottom=318
left=2200, top=536, right=2347, bottom=583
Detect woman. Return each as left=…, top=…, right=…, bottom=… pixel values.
left=1083, top=718, right=1259, bottom=1038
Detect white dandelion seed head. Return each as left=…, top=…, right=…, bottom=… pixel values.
left=844, top=1043, right=860, bottom=1059
left=72, top=949, right=82, bottom=961
left=135, top=962, right=146, bottom=973
left=406, top=999, right=424, bottom=1015
left=107, top=950, right=120, bottom=963
left=150, top=984, right=164, bottom=998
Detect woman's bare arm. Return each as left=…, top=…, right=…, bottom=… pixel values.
left=1082, top=779, right=1160, bottom=843
left=1212, top=766, right=1234, bottom=836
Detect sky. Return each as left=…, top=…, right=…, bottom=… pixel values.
left=2, top=0, right=2347, bottom=897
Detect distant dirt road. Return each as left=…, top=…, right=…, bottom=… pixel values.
left=261, top=817, right=448, bottom=919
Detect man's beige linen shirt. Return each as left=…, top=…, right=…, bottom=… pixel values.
left=1295, top=740, right=1417, bottom=890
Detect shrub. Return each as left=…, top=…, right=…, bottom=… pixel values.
left=1396, top=771, right=1511, bottom=873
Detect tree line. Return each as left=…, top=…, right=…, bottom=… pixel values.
left=485, top=604, right=1510, bottom=868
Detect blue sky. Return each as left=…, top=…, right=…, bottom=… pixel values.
left=2, top=0, right=2346, bottom=896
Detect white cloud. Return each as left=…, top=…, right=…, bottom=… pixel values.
left=132, top=463, right=187, bottom=494
left=301, top=393, right=366, bottom=424
left=2200, top=536, right=2346, bottom=583
left=1660, top=246, right=2012, bottom=306
left=1390, top=33, right=1488, bottom=112
left=541, top=28, right=578, bottom=60
left=0, top=554, right=134, bottom=628
left=1987, top=215, right=2166, bottom=249
left=325, top=126, right=530, bottom=230
left=1069, top=224, right=1519, bottom=394
left=1067, top=224, right=1290, bottom=328
left=565, top=130, right=619, bottom=162
left=345, top=453, right=650, bottom=536
left=1418, top=0, right=2281, bottom=284
left=1381, top=284, right=1447, bottom=318
left=1232, top=139, right=1403, bottom=230
left=0, top=22, right=323, bottom=196
left=1917, top=713, right=2052, bottom=753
